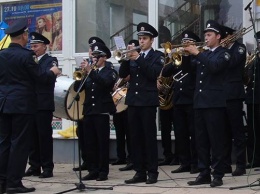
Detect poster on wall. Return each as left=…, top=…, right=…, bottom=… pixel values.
left=2, top=0, right=62, bottom=51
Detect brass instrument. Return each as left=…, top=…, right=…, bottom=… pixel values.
left=243, top=53, right=256, bottom=85
left=73, top=65, right=97, bottom=80
left=161, top=41, right=207, bottom=66
left=221, top=25, right=253, bottom=47
left=158, top=75, right=174, bottom=110
left=113, top=46, right=141, bottom=61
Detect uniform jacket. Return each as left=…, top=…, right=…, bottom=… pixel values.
left=162, top=61, right=196, bottom=105
left=119, top=49, right=164, bottom=106
left=0, top=43, right=42, bottom=114
left=245, top=57, right=260, bottom=104
left=74, top=65, right=117, bottom=115
left=225, top=41, right=246, bottom=100
left=182, top=46, right=231, bottom=109
left=36, top=53, right=58, bottom=111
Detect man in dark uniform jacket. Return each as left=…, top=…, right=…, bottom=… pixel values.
left=119, top=22, right=164, bottom=184
left=0, top=19, right=59, bottom=194
left=24, top=32, right=59, bottom=178
left=74, top=43, right=117, bottom=181
left=73, top=36, right=108, bottom=172
left=221, top=26, right=247, bottom=176
left=245, top=31, right=260, bottom=168
left=183, top=20, right=231, bottom=187
left=162, top=30, right=199, bottom=174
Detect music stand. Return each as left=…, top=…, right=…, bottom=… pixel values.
left=55, top=58, right=113, bottom=193
left=229, top=0, right=260, bottom=190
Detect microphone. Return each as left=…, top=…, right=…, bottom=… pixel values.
left=244, top=0, right=254, bottom=11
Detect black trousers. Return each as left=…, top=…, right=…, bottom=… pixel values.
left=246, top=104, right=260, bottom=165
left=128, top=106, right=158, bottom=177
left=194, top=108, right=227, bottom=179
left=0, top=114, right=34, bottom=188
left=225, top=99, right=246, bottom=169
left=113, top=109, right=131, bottom=161
left=159, top=108, right=174, bottom=159
left=83, top=114, right=110, bottom=176
left=174, top=104, right=197, bottom=167
left=76, top=120, right=87, bottom=164
left=28, top=110, right=54, bottom=172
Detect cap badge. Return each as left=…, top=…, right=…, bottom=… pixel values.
left=93, top=39, right=96, bottom=44
left=207, top=23, right=211, bottom=28
left=141, top=26, right=145, bottom=31
left=32, top=35, right=35, bottom=40
left=185, top=34, right=188, bottom=38
left=94, top=46, right=98, bottom=51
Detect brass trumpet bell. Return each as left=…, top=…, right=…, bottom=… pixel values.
left=113, top=46, right=141, bottom=61
left=161, top=42, right=172, bottom=54
left=73, top=70, right=85, bottom=81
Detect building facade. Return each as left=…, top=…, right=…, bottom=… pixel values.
left=0, top=0, right=258, bottom=135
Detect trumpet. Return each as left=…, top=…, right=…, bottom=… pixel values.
left=113, top=46, right=141, bottom=61
left=162, top=41, right=208, bottom=66
left=73, top=65, right=97, bottom=80
left=221, top=25, right=253, bottom=47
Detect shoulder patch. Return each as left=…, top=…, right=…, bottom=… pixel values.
left=224, top=52, right=230, bottom=61
left=238, top=46, right=245, bottom=54
left=52, top=61, right=58, bottom=67
left=112, top=72, right=117, bottom=80
left=33, top=55, right=38, bottom=64
left=160, top=56, right=165, bottom=65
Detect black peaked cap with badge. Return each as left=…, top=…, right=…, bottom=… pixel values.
left=222, top=25, right=235, bottom=36
left=181, top=30, right=201, bottom=42
left=30, top=32, right=50, bottom=44
left=91, top=42, right=111, bottom=59
left=88, top=37, right=105, bottom=46
left=204, top=20, right=225, bottom=38
left=5, top=18, right=28, bottom=37
left=137, top=22, right=158, bottom=38
left=128, top=39, right=139, bottom=46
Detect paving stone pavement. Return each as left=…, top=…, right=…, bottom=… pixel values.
left=22, top=164, right=260, bottom=194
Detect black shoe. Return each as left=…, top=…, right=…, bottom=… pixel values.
left=158, top=157, right=172, bottom=166
left=119, top=163, right=134, bottom=171
left=125, top=174, right=147, bottom=184
left=39, top=171, right=53, bottom=178
left=6, top=185, right=36, bottom=193
left=24, top=168, right=41, bottom=177
left=82, top=172, right=99, bottom=181
left=146, top=177, right=157, bottom=184
left=96, top=175, right=108, bottom=181
left=111, top=159, right=126, bottom=165
left=187, top=175, right=211, bottom=186
left=232, top=168, right=246, bottom=176
left=210, top=178, right=223, bottom=187
left=73, top=163, right=88, bottom=171
left=171, top=165, right=190, bottom=173
left=190, top=166, right=199, bottom=174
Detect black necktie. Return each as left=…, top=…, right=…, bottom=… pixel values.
left=96, top=69, right=99, bottom=74
left=141, top=53, right=145, bottom=58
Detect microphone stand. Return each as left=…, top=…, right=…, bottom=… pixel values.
left=229, top=1, right=260, bottom=190
left=55, top=57, right=113, bottom=193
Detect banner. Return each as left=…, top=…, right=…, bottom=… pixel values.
left=2, top=0, right=62, bottom=51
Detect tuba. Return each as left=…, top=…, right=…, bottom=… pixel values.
left=158, top=54, right=175, bottom=110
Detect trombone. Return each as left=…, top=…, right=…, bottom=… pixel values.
left=113, top=46, right=141, bottom=61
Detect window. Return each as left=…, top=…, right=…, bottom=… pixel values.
left=75, top=0, right=148, bottom=53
